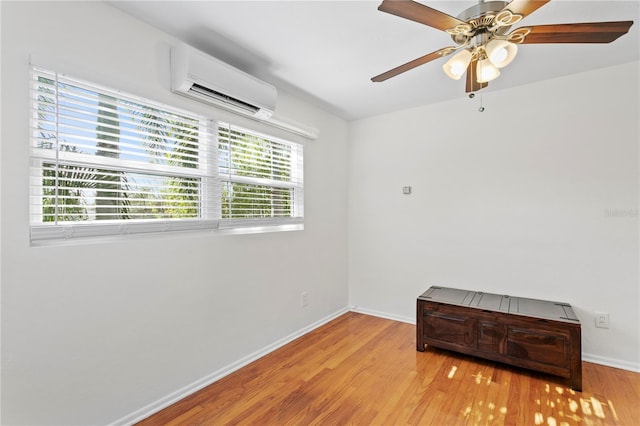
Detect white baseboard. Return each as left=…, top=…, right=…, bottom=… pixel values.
left=582, top=352, right=640, bottom=373
left=110, top=307, right=350, bottom=426
left=349, top=305, right=414, bottom=324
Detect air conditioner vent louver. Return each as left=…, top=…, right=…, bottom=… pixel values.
left=188, top=83, right=260, bottom=115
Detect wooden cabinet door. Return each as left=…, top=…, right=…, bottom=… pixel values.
left=506, top=326, right=569, bottom=369
left=422, top=309, right=476, bottom=349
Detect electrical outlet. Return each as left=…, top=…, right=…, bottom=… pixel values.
left=595, top=312, right=610, bottom=329
left=301, top=292, right=309, bottom=308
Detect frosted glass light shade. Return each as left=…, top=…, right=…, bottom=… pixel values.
left=476, top=58, right=500, bottom=83
left=485, top=39, right=518, bottom=68
left=442, top=49, right=472, bottom=80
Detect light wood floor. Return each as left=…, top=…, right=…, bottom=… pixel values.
left=138, top=312, right=640, bottom=425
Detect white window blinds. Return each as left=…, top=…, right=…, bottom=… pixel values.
left=29, top=67, right=304, bottom=243
left=218, top=123, right=303, bottom=229
left=30, top=67, right=220, bottom=242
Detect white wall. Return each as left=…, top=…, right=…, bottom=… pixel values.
left=349, top=61, right=640, bottom=371
left=0, top=2, right=348, bottom=425
left=2, top=1, right=638, bottom=424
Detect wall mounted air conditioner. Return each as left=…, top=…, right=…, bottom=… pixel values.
left=170, top=43, right=277, bottom=119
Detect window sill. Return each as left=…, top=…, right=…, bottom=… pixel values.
left=30, top=220, right=303, bottom=246
left=215, top=222, right=303, bottom=236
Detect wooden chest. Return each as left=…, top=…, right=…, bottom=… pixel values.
left=417, top=286, right=582, bottom=391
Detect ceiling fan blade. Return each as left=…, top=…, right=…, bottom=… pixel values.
left=371, top=47, right=457, bottom=82
left=378, top=0, right=466, bottom=32
left=502, top=0, right=551, bottom=19
left=465, top=58, right=488, bottom=93
left=517, top=21, right=634, bottom=44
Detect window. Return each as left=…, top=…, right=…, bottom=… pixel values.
left=218, top=123, right=303, bottom=229
left=30, top=67, right=303, bottom=243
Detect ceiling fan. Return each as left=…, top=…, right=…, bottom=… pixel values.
left=371, top=0, right=634, bottom=93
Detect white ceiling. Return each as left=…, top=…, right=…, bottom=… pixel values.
left=109, top=1, right=639, bottom=120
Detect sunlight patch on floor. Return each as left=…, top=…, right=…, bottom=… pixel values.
left=455, top=368, right=624, bottom=426
left=447, top=365, right=457, bottom=379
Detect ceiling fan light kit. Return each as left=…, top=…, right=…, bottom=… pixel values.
left=485, top=39, right=518, bottom=67
left=442, top=49, right=472, bottom=80
left=476, top=57, right=501, bottom=83
left=372, top=0, right=634, bottom=94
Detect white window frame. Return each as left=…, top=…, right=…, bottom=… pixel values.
left=217, top=122, right=304, bottom=231
left=29, top=67, right=304, bottom=244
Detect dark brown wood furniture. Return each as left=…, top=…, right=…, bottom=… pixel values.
left=417, top=286, right=582, bottom=391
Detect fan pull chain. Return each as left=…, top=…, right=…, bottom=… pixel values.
left=470, top=92, right=486, bottom=112
left=468, top=91, right=485, bottom=112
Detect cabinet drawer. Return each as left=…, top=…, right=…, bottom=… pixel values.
left=506, top=327, right=568, bottom=367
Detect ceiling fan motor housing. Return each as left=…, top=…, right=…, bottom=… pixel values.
left=451, top=0, right=513, bottom=44
left=457, top=1, right=509, bottom=22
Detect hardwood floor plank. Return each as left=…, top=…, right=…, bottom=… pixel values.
left=164, top=405, right=205, bottom=426
left=137, top=312, right=640, bottom=426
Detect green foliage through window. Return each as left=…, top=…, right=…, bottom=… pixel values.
left=31, top=69, right=206, bottom=224
left=218, top=124, right=302, bottom=220
left=30, top=67, right=303, bottom=241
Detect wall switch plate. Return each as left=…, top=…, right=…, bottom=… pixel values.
left=595, top=312, right=610, bottom=329
left=301, top=292, right=309, bottom=308
left=402, top=186, right=411, bottom=195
